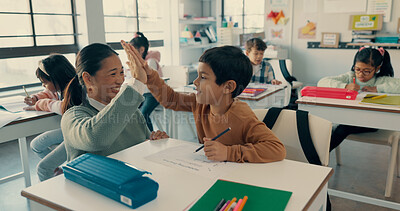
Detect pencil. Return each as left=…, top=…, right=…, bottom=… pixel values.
left=194, top=127, right=231, bottom=153
left=22, top=86, right=30, bottom=97
left=371, top=94, right=387, bottom=100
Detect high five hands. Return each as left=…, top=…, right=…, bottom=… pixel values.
left=120, top=40, right=152, bottom=84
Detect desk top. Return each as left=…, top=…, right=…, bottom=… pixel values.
left=297, top=93, right=400, bottom=114
left=174, top=83, right=286, bottom=102
left=22, top=139, right=333, bottom=211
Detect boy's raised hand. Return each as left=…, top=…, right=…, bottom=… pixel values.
left=120, top=40, right=151, bottom=84
left=203, top=137, right=228, bottom=161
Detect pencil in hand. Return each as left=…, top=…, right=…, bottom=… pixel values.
left=22, top=86, right=30, bottom=97
left=194, top=127, right=231, bottom=153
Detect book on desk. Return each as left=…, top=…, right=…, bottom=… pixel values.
left=188, top=179, right=292, bottom=211
left=239, top=87, right=268, bottom=97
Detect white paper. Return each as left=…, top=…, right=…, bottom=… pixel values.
left=367, top=0, right=392, bottom=22
left=324, top=0, right=367, bottom=13
left=0, top=96, right=26, bottom=113
left=145, top=144, right=236, bottom=179
left=0, top=109, right=22, bottom=128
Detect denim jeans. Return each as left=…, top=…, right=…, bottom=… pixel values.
left=30, top=128, right=67, bottom=181
left=139, top=93, right=160, bottom=131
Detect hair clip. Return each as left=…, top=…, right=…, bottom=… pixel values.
left=38, top=60, right=50, bottom=76
left=134, top=33, right=139, bottom=38
left=377, top=47, right=385, bottom=56
left=359, top=46, right=366, bottom=52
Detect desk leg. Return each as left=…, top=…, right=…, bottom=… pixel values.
left=18, top=137, right=31, bottom=187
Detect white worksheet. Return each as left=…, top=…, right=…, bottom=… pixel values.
left=145, top=144, right=237, bottom=179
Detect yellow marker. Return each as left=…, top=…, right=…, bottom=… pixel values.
left=371, top=94, right=387, bottom=100
left=22, top=86, right=30, bottom=97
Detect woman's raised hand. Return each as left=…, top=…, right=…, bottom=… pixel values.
left=121, top=40, right=151, bottom=84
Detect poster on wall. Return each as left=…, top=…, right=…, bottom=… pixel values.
left=367, top=0, right=392, bottom=22
left=269, top=27, right=285, bottom=40
left=349, top=14, right=383, bottom=31
left=323, top=0, right=367, bottom=13
left=298, top=21, right=316, bottom=39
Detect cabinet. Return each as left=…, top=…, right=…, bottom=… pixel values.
left=171, top=0, right=220, bottom=68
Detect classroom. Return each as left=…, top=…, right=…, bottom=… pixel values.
left=0, top=0, right=399, bottom=210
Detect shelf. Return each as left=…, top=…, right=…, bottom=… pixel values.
left=179, top=19, right=216, bottom=25
left=307, top=42, right=400, bottom=49
left=180, top=43, right=217, bottom=50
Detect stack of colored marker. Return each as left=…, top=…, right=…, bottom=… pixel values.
left=213, top=196, right=248, bottom=211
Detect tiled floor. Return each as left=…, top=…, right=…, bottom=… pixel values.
left=0, top=111, right=399, bottom=210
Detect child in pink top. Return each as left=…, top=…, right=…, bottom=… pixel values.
left=24, top=54, right=76, bottom=181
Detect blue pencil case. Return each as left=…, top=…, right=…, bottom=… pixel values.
left=63, top=153, right=159, bottom=209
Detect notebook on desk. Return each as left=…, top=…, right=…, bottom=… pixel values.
left=187, top=179, right=292, bottom=211
left=0, top=95, right=26, bottom=112
left=361, top=94, right=400, bottom=106
left=240, top=87, right=268, bottom=97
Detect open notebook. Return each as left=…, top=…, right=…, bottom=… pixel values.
left=361, top=94, right=400, bottom=106
left=0, top=95, right=26, bottom=112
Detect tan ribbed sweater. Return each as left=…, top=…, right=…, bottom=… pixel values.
left=147, top=70, right=286, bottom=163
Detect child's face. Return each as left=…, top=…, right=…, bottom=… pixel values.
left=40, top=78, right=57, bottom=93
left=193, top=62, right=226, bottom=105
left=354, top=62, right=377, bottom=83
left=246, top=47, right=265, bottom=65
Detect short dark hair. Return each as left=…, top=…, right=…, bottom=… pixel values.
left=199, top=46, right=252, bottom=98
left=129, top=32, right=149, bottom=59
left=351, top=47, right=394, bottom=77
left=245, top=38, right=267, bottom=52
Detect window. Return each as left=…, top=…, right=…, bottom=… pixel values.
left=103, top=0, right=167, bottom=65
left=223, top=0, right=265, bottom=34
left=0, top=0, right=78, bottom=90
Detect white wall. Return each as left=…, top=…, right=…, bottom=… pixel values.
left=267, top=0, right=400, bottom=86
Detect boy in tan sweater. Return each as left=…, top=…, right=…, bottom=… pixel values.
left=122, top=41, right=285, bottom=163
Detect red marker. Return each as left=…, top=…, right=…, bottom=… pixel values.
left=353, top=77, right=356, bottom=84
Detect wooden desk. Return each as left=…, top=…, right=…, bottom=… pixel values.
left=0, top=111, right=61, bottom=187
left=22, top=139, right=333, bottom=211
left=297, top=95, right=400, bottom=209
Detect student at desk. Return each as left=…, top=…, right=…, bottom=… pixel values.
left=23, top=54, right=75, bottom=181
left=122, top=41, right=286, bottom=163
left=129, top=32, right=163, bottom=131
left=61, top=43, right=168, bottom=161
left=245, top=38, right=281, bottom=85
left=318, top=47, right=400, bottom=151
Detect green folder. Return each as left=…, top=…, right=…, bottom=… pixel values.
left=362, top=94, right=400, bottom=106
left=189, top=179, right=292, bottom=211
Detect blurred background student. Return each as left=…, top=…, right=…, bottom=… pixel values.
left=129, top=32, right=162, bottom=131
left=245, top=38, right=281, bottom=85
left=318, top=47, right=400, bottom=151
left=24, top=54, right=76, bottom=181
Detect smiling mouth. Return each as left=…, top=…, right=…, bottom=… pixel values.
left=111, top=87, right=120, bottom=93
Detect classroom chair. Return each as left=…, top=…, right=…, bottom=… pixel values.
left=334, top=130, right=400, bottom=197
left=253, top=108, right=332, bottom=166
left=160, top=65, right=196, bottom=139
left=267, top=59, right=303, bottom=108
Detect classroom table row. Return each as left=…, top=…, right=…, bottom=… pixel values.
left=21, top=138, right=333, bottom=211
